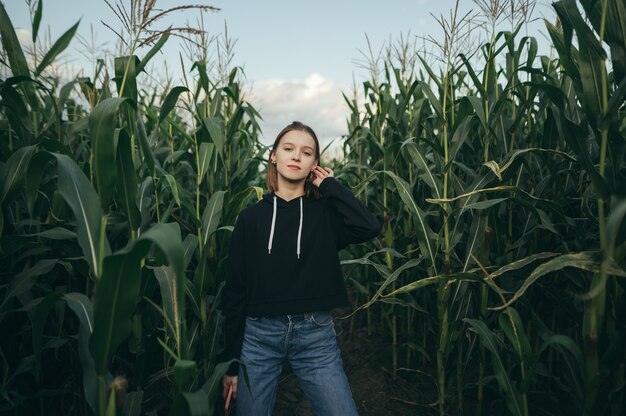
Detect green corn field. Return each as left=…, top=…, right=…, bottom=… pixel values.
left=1, top=0, right=625, bottom=415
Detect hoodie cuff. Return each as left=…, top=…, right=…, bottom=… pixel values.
left=226, top=360, right=239, bottom=376
left=318, top=176, right=338, bottom=196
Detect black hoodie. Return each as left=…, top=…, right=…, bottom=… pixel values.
left=222, top=177, right=381, bottom=375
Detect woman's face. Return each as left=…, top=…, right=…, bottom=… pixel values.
left=271, top=130, right=318, bottom=184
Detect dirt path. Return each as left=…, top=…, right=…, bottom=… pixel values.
left=272, top=312, right=437, bottom=415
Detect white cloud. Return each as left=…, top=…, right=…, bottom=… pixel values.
left=8, top=28, right=83, bottom=82
left=16, top=28, right=34, bottom=50
left=249, top=73, right=351, bottom=156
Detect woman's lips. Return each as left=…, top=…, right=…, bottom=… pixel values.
left=287, top=165, right=301, bottom=170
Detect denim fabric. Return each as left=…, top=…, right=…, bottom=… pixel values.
left=236, top=312, right=358, bottom=416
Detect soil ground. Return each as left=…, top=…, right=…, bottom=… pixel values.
left=270, top=310, right=439, bottom=416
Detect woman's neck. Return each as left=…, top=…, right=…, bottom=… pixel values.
left=274, top=178, right=305, bottom=201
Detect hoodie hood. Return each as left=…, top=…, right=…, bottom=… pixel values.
left=263, top=193, right=305, bottom=259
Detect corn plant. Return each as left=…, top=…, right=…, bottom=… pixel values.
left=343, top=0, right=626, bottom=415
left=0, top=1, right=264, bottom=414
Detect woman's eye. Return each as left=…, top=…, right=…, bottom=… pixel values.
left=304, top=152, right=312, bottom=156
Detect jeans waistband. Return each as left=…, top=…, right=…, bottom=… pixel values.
left=247, top=311, right=330, bottom=322
left=283, top=313, right=313, bottom=322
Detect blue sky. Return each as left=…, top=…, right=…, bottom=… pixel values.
left=5, top=0, right=554, bottom=146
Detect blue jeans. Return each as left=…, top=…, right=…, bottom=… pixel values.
left=236, top=312, right=358, bottom=416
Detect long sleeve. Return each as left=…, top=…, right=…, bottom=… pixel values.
left=318, top=177, right=382, bottom=249
left=222, top=215, right=247, bottom=375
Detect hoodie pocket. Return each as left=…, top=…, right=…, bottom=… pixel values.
left=310, top=311, right=333, bottom=327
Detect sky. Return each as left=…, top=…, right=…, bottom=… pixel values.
left=4, top=0, right=554, bottom=147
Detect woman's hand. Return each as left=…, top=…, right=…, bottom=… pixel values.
left=311, top=166, right=333, bottom=188
left=222, top=374, right=237, bottom=400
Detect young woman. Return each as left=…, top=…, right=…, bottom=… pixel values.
left=222, top=121, right=381, bottom=415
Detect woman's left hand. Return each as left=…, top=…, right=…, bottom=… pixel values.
left=311, top=166, right=333, bottom=188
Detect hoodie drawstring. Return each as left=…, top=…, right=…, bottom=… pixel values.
left=267, top=195, right=304, bottom=259
left=268, top=196, right=277, bottom=254
left=297, top=197, right=303, bottom=259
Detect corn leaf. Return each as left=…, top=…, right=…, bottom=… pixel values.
left=159, top=86, right=188, bottom=123
left=384, top=272, right=483, bottom=298
left=0, top=78, right=32, bottom=140
left=89, top=97, right=129, bottom=211
left=0, top=145, right=36, bottom=203
left=554, top=0, right=606, bottom=125
left=385, top=171, right=437, bottom=270
left=25, top=150, right=53, bottom=214
left=0, top=3, right=38, bottom=109
left=122, top=391, right=143, bottom=416
left=198, top=143, right=215, bottom=185
left=115, top=128, right=141, bottom=230
left=63, top=293, right=97, bottom=413
left=137, top=176, right=154, bottom=232
left=90, top=222, right=184, bottom=374
left=606, top=196, right=626, bottom=257
left=464, top=318, right=524, bottom=416
left=54, top=153, right=106, bottom=277
left=0, top=259, right=57, bottom=318
left=447, top=115, right=474, bottom=166
left=359, top=258, right=423, bottom=310
left=114, top=56, right=139, bottom=102
left=203, top=360, right=238, bottom=414
left=202, top=117, right=225, bottom=159
left=136, top=118, right=157, bottom=173
left=201, top=191, right=225, bottom=249
left=182, top=234, right=199, bottom=270
left=161, top=171, right=181, bottom=207
left=545, top=19, right=581, bottom=86
left=174, top=359, right=196, bottom=392
left=153, top=266, right=177, bottom=339
left=136, top=30, right=170, bottom=74
left=402, top=141, right=442, bottom=199
left=31, top=0, right=43, bottom=43
left=538, top=334, right=584, bottom=402
left=417, top=81, right=443, bottom=120
left=32, top=292, right=63, bottom=379
left=555, top=112, right=609, bottom=198
left=495, top=251, right=626, bottom=310
left=498, top=307, right=531, bottom=361
left=35, top=20, right=80, bottom=76
left=579, top=0, right=626, bottom=83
